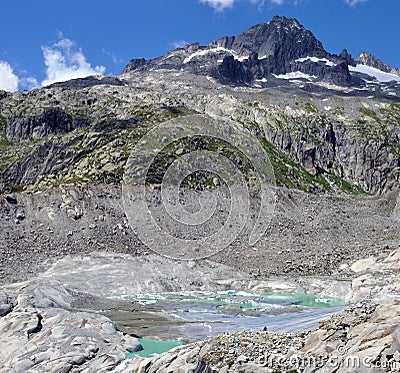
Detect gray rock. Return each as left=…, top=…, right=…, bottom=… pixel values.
left=0, top=281, right=140, bottom=372
left=0, top=303, right=11, bottom=316
left=6, top=107, right=89, bottom=140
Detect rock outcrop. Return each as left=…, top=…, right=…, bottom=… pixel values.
left=0, top=281, right=140, bottom=372
left=6, top=107, right=89, bottom=140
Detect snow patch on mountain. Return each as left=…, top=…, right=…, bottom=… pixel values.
left=273, top=72, right=317, bottom=80
left=349, top=64, right=400, bottom=83
left=184, top=47, right=237, bottom=64
left=296, top=56, right=336, bottom=67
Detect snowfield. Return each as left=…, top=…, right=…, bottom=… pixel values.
left=273, top=71, right=317, bottom=80
left=349, top=64, right=400, bottom=83
left=295, top=56, right=336, bottom=67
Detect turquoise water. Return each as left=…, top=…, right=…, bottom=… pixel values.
left=121, top=291, right=346, bottom=355
left=127, top=338, right=185, bottom=358
left=127, top=291, right=346, bottom=311
left=255, top=292, right=345, bottom=308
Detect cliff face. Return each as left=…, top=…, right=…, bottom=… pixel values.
left=211, top=16, right=327, bottom=74
left=0, top=71, right=399, bottom=196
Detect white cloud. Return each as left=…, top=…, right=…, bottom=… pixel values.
left=199, top=0, right=236, bottom=11
left=267, top=0, right=304, bottom=4
left=0, top=61, right=19, bottom=92
left=171, top=41, right=189, bottom=49
left=344, top=0, right=368, bottom=5
left=20, top=76, right=40, bottom=90
left=41, top=38, right=106, bottom=87
left=200, top=0, right=294, bottom=11
left=102, top=49, right=124, bottom=64
left=199, top=0, right=368, bottom=11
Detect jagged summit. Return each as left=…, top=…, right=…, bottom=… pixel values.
left=210, top=16, right=326, bottom=63
left=356, top=51, right=400, bottom=76
left=121, top=16, right=400, bottom=91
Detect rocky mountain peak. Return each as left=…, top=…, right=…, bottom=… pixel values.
left=357, top=52, right=386, bottom=69
left=356, top=51, right=400, bottom=76
left=210, top=16, right=326, bottom=62
left=271, top=15, right=301, bottom=25
left=121, top=16, right=400, bottom=89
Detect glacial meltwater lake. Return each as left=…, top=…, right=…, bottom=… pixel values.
left=117, top=290, right=346, bottom=358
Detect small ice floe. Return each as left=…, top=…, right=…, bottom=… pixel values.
left=236, top=291, right=257, bottom=297
left=218, top=290, right=236, bottom=296
left=315, top=298, right=332, bottom=304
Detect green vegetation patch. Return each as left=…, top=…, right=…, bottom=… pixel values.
left=380, top=103, right=400, bottom=127
left=359, top=107, right=381, bottom=124
left=304, top=102, right=317, bottom=113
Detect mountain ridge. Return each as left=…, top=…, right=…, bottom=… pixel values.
left=122, top=16, right=400, bottom=89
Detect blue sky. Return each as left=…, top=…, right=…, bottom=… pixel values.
left=0, top=0, right=398, bottom=91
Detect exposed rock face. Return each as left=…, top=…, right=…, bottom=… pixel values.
left=211, top=16, right=326, bottom=72
left=2, top=135, right=87, bottom=185
left=121, top=58, right=148, bottom=75
left=326, top=60, right=352, bottom=85
left=339, top=49, right=355, bottom=66
left=0, top=281, right=140, bottom=372
left=46, top=75, right=126, bottom=89
left=261, top=113, right=400, bottom=194
left=356, top=51, right=400, bottom=76
left=6, top=107, right=90, bottom=140
left=2, top=77, right=399, bottom=196
left=216, top=55, right=252, bottom=85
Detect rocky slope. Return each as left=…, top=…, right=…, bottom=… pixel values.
left=0, top=183, right=399, bottom=284
left=1, top=71, right=399, bottom=196
left=0, top=16, right=399, bottom=284
left=1, top=17, right=399, bottom=198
